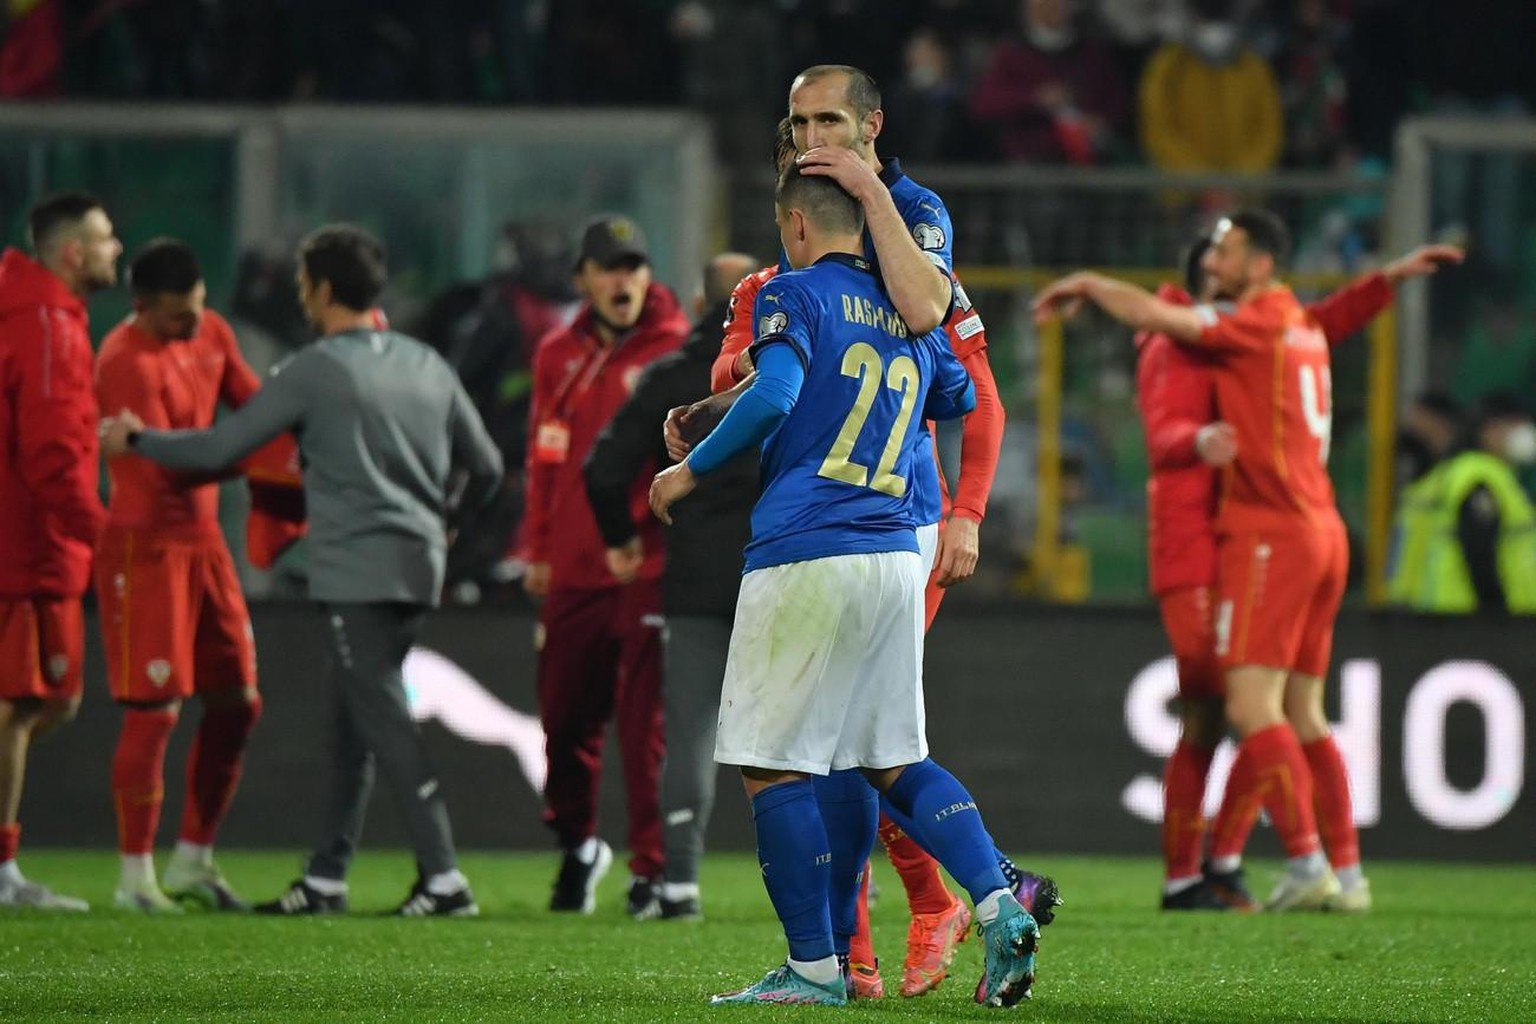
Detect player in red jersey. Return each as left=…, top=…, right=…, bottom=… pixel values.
left=1038, top=209, right=1412, bottom=910
left=0, top=192, right=116, bottom=910
left=95, top=240, right=265, bottom=912
left=1136, top=233, right=1464, bottom=911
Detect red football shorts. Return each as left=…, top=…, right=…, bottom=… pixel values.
left=1214, top=520, right=1347, bottom=678
left=1156, top=585, right=1222, bottom=699
left=0, top=597, right=84, bottom=701
left=96, top=531, right=257, bottom=702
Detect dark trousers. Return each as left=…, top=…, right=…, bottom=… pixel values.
left=658, top=614, right=731, bottom=886
left=306, top=602, right=459, bottom=881
left=537, top=580, right=664, bottom=879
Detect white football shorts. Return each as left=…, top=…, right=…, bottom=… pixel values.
left=714, top=547, right=928, bottom=775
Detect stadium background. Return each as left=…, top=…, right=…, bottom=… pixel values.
left=3, top=0, right=1532, bottom=861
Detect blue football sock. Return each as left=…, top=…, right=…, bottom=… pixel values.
left=881, top=793, right=1013, bottom=882
left=812, top=769, right=878, bottom=956
left=750, top=779, right=835, bottom=964
left=882, top=758, right=1008, bottom=905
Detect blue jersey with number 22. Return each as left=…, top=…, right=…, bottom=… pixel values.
left=742, top=252, right=974, bottom=572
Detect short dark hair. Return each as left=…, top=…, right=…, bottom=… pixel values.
left=796, top=64, right=882, bottom=120
left=1476, top=390, right=1532, bottom=427
left=1414, top=390, right=1464, bottom=424
left=775, top=162, right=865, bottom=237
left=128, top=238, right=202, bottom=296
left=28, top=190, right=105, bottom=254
left=298, top=224, right=387, bottom=310
left=1181, top=234, right=1213, bottom=295
left=1225, top=208, right=1291, bottom=268
left=773, top=116, right=795, bottom=172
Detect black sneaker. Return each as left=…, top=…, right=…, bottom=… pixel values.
left=254, top=879, right=347, bottom=916
left=656, top=892, right=702, bottom=921
left=1001, top=856, right=1063, bottom=928
left=395, top=878, right=479, bottom=917
left=626, top=875, right=661, bottom=920
left=549, top=839, right=612, bottom=913
left=1161, top=880, right=1230, bottom=911
left=1203, top=861, right=1262, bottom=912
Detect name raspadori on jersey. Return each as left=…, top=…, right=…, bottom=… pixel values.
left=840, top=293, right=909, bottom=338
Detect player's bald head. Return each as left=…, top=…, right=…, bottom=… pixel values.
left=775, top=162, right=864, bottom=237
left=703, top=253, right=759, bottom=308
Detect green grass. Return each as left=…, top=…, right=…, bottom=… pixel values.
left=2, top=852, right=1533, bottom=1022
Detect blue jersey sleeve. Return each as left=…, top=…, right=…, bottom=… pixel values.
left=921, top=335, right=976, bottom=421
left=904, top=188, right=955, bottom=277
left=687, top=345, right=805, bottom=475
left=747, top=275, right=816, bottom=372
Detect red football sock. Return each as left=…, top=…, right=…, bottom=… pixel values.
left=1303, top=735, right=1359, bottom=870
left=848, top=861, right=877, bottom=967
left=1210, top=724, right=1319, bottom=860
left=113, top=707, right=178, bottom=856
left=878, top=813, right=953, bottom=916
left=0, top=822, right=19, bottom=864
left=1162, top=741, right=1215, bottom=880
left=179, top=695, right=262, bottom=847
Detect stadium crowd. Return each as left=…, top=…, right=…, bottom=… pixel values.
left=5, top=0, right=1532, bottom=173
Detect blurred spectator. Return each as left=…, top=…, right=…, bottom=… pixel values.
left=0, top=0, right=63, bottom=97
left=1451, top=287, right=1536, bottom=410
left=124, top=0, right=212, bottom=98
left=1138, top=0, right=1282, bottom=174
left=1394, top=391, right=1464, bottom=487
left=971, top=0, right=1129, bottom=165
left=1095, top=0, right=1189, bottom=86
left=1342, top=0, right=1410, bottom=162
left=669, top=0, right=783, bottom=165
left=414, top=221, right=578, bottom=593
left=1417, top=0, right=1536, bottom=278
left=1274, top=0, right=1347, bottom=169
left=1389, top=392, right=1536, bottom=615
left=881, top=26, right=979, bottom=163
left=545, top=0, right=681, bottom=105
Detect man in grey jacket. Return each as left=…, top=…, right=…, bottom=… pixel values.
left=101, top=224, right=503, bottom=917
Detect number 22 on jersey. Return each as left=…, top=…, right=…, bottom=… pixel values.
left=818, top=341, right=920, bottom=497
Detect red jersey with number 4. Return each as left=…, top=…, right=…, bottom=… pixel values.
left=1192, top=286, right=1339, bottom=532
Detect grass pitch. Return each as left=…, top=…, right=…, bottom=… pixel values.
left=1, top=851, right=1531, bottom=1023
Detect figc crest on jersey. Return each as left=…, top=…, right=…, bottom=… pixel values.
left=912, top=222, right=946, bottom=251
left=758, top=310, right=789, bottom=339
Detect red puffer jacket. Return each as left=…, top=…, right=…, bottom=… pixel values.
left=0, top=248, right=105, bottom=598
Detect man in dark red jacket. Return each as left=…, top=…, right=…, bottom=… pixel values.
left=521, top=216, right=688, bottom=916
left=0, top=191, right=119, bottom=909
left=1140, top=235, right=1463, bottom=911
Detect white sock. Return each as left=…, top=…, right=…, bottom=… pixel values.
left=1286, top=851, right=1328, bottom=880
left=425, top=869, right=469, bottom=896
left=0, top=860, right=22, bottom=884
left=171, top=841, right=213, bottom=869
left=1163, top=875, right=1202, bottom=896
left=1335, top=864, right=1364, bottom=891
left=973, top=888, right=1010, bottom=926
left=1208, top=855, right=1241, bottom=874
left=573, top=837, right=599, bottom=864
left=119, top=854, right=156, bottom=889
left=788, top=955, right=841, bottom=987
left=303, top=874, right=348, bottom=896
left=661, top=881, right=699, bottom=901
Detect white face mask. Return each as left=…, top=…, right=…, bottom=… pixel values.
left=1504, top=423, right=1536, bottom=465
left=1189, top=20, right=1240, bottom=62
left=1027, top=23, right=1077, bottom=53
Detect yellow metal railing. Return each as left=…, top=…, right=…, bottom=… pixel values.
left=956, top=265, right=1398, bottom=605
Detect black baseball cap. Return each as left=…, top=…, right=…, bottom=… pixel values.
left=575, top=215, right=648, bottom=269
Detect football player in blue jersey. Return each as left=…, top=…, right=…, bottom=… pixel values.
left=650, top=165, right=1039, bottom=1010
